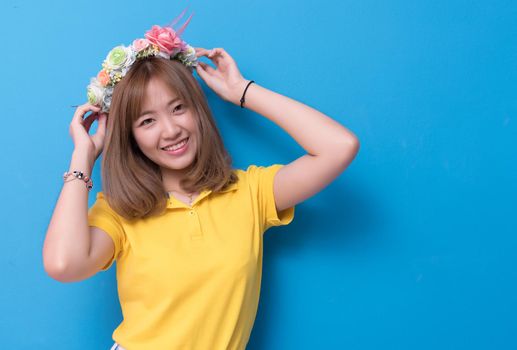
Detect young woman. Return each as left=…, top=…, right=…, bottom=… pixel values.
left=43, top=12, right=359, bottom=350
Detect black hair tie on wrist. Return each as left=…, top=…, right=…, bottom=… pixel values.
left=240, top=80, right=255, bottom=108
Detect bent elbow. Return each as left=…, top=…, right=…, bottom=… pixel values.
left=43, top=258, right=77, bottom=283
left=343, top=135, right=360, bottom=158
left=334, top=136, right=360, bottom=169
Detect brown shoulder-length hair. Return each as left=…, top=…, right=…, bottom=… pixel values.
left=101, top=57, right=238, bottom=221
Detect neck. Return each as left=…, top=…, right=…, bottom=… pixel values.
left=161, top=165, right=194, bottom=193
left=168, top=189, right=195, bottom=196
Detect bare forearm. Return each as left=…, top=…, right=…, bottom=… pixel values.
left=232, top=81, right=359, bottom=156
left=43, top=150, right=93, bottom=278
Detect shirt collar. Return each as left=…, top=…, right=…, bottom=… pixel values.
left=166, top=181, right=239, bottom=209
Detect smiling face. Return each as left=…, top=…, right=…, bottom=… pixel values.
left=131, top=76, right=199, bottom=189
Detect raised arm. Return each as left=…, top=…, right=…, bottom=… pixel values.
left=230, top=81, right=359, bottom=211
left=195, top=47, right=359, bottom=212
left=43, top=104, right=113, bottom=282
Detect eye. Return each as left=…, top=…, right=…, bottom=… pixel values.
left=140, top=118, right=154, bottom=126
left=173, top=104, right=184, bottom=113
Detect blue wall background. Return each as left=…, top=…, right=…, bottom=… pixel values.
left=1, top=0, right=516, bottom=348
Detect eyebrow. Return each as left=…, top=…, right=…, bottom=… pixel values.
left=138, top=97, right=182, bottom=119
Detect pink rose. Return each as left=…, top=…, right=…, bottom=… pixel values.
left=145, top=25, right=184, bottom=56
left=132, top=38, right=150, bottom=52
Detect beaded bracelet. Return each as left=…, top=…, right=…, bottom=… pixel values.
left=63, top=170, right=93, bottom=190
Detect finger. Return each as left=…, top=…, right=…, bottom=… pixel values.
left=217, top=48, right=236, bottom=66
left=195, top=62, right=205, bottom=77
left=83, top=111, right=100, bottom=133
left=207, top=48, right=219, bottom=61
left=196, top=51, right=214, bottom=63
left=196, top=63, right=209, bottom=79
left=94, top=113, right=108, bottom=137
left=201, top=52, right=220, bottom=67
left=203, top=54, right=221, bottom=69
left=208, top=48, right=233, bottom=67
left=196, top=63, right=218, bottom=85
left=209, top=48, right=228, bottom=59
left=195, top=48, right=213, bottom=58
left=73, top=103, right=100, bottom=124
left=199, top=62, right=216, bottom=75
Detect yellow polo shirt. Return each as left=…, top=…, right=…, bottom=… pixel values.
left=88, top=164, right=295, bottom=350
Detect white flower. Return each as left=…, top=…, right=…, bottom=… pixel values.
left=87, top=78, right=105, bottom=106
left=176, top=45, right=198, bottom=66
left=156, top=50, right=170, bottom=59
left=102, top=86, right=114, bottom=111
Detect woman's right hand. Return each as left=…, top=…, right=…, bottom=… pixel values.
left=69, top=103, right=108, bottom=164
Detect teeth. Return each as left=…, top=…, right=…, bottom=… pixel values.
left=163, top=138, right=187, bottom=151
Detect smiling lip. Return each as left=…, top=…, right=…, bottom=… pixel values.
left=162, top=137, right=189, bottom=155
left=161, top=137, right=189, bottom=150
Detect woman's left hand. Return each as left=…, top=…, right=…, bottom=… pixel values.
left=194, top=47, right=250, bottom=105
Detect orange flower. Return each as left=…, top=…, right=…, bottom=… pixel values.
left=97, top=69, right=110, bottom=87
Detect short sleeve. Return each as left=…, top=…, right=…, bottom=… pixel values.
left=87, top=192, right=125, bottom=271
left=246, top=164, right=295, bottom=232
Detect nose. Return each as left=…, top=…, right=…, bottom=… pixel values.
left=160, top=115, right=183, bottom=139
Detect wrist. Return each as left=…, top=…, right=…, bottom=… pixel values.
left=229, top=79, right=252, bottom=106
left=71, top=149, right=95, bottom=173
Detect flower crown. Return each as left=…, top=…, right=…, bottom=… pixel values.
left=86, top=9, right=198, bottom=113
